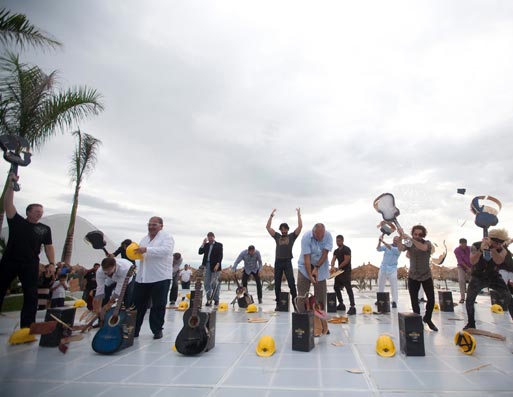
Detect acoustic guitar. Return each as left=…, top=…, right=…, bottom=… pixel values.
left=91, top=264, right=136, bottom=354
left=470, top=195, right=502, bottom=261
left=230, top=273, right=254, bottom=308
left=373, top=193, right=411, bottom=246
left=175, top=267, right=210, bottom=355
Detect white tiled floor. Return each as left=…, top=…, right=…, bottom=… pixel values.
left=1, top=285, right=513, bottom=396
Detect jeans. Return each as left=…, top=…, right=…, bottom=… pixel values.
left=134, top=279, right=171, bottom=335
left=274, top=258, right=297, bottom=302
left=0, top=260, right=39, bottom=327
left=204, top=266, right=220, bottom=303
left=408, top=277, right=435, bottom=321
left=465, top=274, right=513, bottom=326
left=334, top=272, right=355, bottom=306
left=242, top=271, right=262, bottom=302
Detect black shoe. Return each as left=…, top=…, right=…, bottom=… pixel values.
left=419, top=298, right=426, bottom=303
left=153, top=330, right=163, bottom=339
left=463, top=322, right=475, bottom=330
left=214, top=301, right=219, bottom=306
left=205, top=302, right=212, bottom=307
left=258, top=299, right=263, bottom=304
left=169, top=301, right=175, bottom=305
left=423, top=317, right=438, bottom=332
left=336, top=303, right=346, bottom=311
left=392, top=302, right=397, bottom=308
left=459, top=299, right=465, bottom=304
left=347, top=306, right=356, bottom=315
left=134, top=331, right=139, bottom=338
left=274, top=305, right=280, bottom=311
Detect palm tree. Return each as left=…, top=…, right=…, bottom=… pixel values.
left=0, top=8, right=62, bottom=50
left=0, top=52, right=104, bottom=230
left=61, top=130, right=101, bottom=264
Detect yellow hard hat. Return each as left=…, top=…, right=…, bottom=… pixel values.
left=186, top=292, right=191, bottom=300
left=376, top=335, right=396, bottom=357
left=177, top=301, right=189, bottom=311
left=256, top=335, right=276, bottom=357
left=433, top=303, right=440, bottom=312
left=491, top=304, right=504, bottom=314
left=246, top=303, right=258, bottom=313
left=218, top=302, right=228, bottom=312
left=73, top=299, right=87, bottom=308
left=9, top=328, right=37, bottom=345
left=454, top=331, right=476, bottom=355
left=362, top=304, right=373, bottom=314
left=126, top=242, right=144, bottom=261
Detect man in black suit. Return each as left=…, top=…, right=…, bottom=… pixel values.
left=199, top=232, right=223, bottom=306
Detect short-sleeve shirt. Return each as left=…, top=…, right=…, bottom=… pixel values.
left=406, top=241, right=432, bottom=281
left=273, top=233, right=298, bottom=259
left=333, top=245, right=352, bottom=273
left=298, top=230, right=333, bottom=281
left=1, top=213, right=52, bottom=266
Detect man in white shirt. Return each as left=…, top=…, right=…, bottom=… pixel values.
left=93, top=256, right=133, bottom=312
left=133, top=216, right=174, bottom=339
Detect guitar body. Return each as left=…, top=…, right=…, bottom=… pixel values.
left=374, top=193, right=400, bottom=222
left=175, top=308, right=210, bottom=355
left=91, top=308, right=126, bottom=354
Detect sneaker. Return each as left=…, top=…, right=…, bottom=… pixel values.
left=336, top=303, right=346, bottom=311
left=459, top=299, right=465, bottom=304
left=392, top=302, right=397, bottom=308
left=205, top=302, right=212, bottom=307
left=347, top=306, right=356, bottom=315
left=258, top=299, right=263, bottom=304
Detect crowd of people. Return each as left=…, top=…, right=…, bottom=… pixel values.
left=1, top=171, right=513, bottom=340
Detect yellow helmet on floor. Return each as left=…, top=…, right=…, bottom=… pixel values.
left=454, top=331, right=476, bottom=355
left=177, top=301, right=189, bottom=311
left=362, top=304, right=372, bottom=314
left=9, top=328, right=37, bottom=345
left=376, top=335, right=396, bottom=357
left=186, top=293, right=191, bottom=300
left=433, top=303, right=440, bottom=312
left=246, top=303, right=258, bottom=313
left=256, top=335, right=276, bottom=357
left=491, top=304, right=504, bottom=314
left=218, top=302, right=228, bottom=312
left=73, top=299, right=87, bottom=308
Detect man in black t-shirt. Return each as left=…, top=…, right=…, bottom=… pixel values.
left=266, top=208, right=302, bottom=310
left=83, top=263, right=100, bottom=310
left=330, top=235, right=356, bottom=314
left=0, top=173, right=55, bottom=327
left=464, top=228, right=513, bottom=330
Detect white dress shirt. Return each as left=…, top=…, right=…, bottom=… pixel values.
left=136, top=230, right=174, bottom=283
left=95, top=258, right=133, bottom=299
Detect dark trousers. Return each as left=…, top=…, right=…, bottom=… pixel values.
left=274, top=258, right=297, bottom=302
left=51, top=297, right=65, bottom=308
left=0, top=260, right=39, bottom=327
left=408, top=277, right=435, bottom=321
left=334, top=273, right=355, bottom=306
left=134, top=279, right=170, bottom=335
left=466, top=274, right=513, bottom=325
left=168, top=271, right=179, bottom=303
left=181, top=281, right=191, bottom=289
left=242, top=271, right=262, bottom=301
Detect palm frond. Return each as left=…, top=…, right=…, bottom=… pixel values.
left=0, top=8, right=62, bottom=50
left=69, top=129, right=101, bottom=184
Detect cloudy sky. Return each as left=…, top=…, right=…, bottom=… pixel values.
left=2, top=0, right=513, bottom=268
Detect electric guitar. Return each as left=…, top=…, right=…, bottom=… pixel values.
left=91, top=264, right=136, bottom=354
left=175, top=267, right=210, bottom=355
left=471, top=195, right=502, bottom=261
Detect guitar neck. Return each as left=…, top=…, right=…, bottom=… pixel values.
left=482, top=228, right=492, bottom=261
left=191, top=270, right=203, bottom=317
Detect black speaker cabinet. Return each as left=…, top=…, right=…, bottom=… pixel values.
left=490, top=289, right=508, bottom=311
left=292, top=311, right=314, bottom=352
left=327, top=292, right=337, bottom=313
left=398, top=312, right=425, bottom=356
left=376, top=292, right=390, bottom=313
left=438, top=290, right=454, bottom=312
left=276, top=292, right=290, bottom=312
left=205, top=310, right=216, bottom=352
left=39, top=307, right=76, bottom=347
left=120, top=309, right=137, bottom=351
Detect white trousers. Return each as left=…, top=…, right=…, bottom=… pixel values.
left=378, top=268, right=398, bottom=303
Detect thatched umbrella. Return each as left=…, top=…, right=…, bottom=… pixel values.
left=397, top=265, right=409, bottom=289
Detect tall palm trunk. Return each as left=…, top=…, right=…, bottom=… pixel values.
left=0, top=174, right=10, bottom=232
left=61, top=183, right=80, bottom=264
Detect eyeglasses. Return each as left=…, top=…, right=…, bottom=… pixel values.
left=147, top=223, right=162, bottom=227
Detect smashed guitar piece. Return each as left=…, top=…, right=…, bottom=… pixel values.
left=328, top=316, right=348, bottom=324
